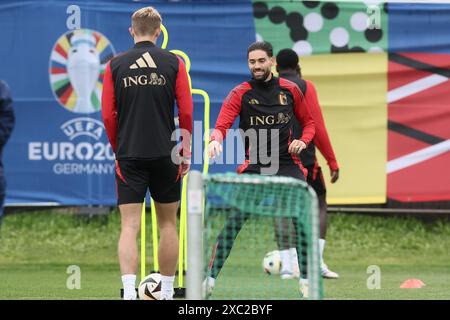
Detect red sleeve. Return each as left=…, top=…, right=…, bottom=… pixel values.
left=101, top=61, right=118, bottom=153
left=210, top=83, right=250, bottom=143
left=280, top=78, right=315, bottom=145
left=305, top=81, right=339, bottom=171
left=175, top=57, right=193, bottom=157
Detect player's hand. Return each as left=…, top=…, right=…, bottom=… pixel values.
left=180, top=156, right=191, bottom=178
left=208, top=140, right=223, bottom=159
left=288, top=139, right=306, bottom=154
left=330, top=169, right=339, bottom=184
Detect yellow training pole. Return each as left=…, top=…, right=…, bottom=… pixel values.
left=170, top=49, right=192, bottom=291
left=167, top=45, right=211, bottom=292
left=140, top=199, right=146, bottom=280
left=171, top=50, right=192, bottom=91
left=159, top=26, right=212, bottom=295
left=191, top=89, right=211, bottom=226
left=160, top=24, right=169, bottom=50
left=176, top=89, right=211, bottom=289
left=171, top=50, right=191, bottom=73
left=191, top=89, right=210, bottom=176
left=183, top=179, right=188, bottom=272
left=151, top=198, right=159, bottom=272
left=178, top=175, right=188, bottom=289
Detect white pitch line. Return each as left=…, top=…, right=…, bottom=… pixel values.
left=388, top=74, right=448, bottom=104
left=387, top=139, right=450, bottom=173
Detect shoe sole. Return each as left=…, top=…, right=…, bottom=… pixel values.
left=322, top=274, right=339, bottom=279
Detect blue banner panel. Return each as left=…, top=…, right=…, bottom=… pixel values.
left=1, top=0, right=255, bottom=205
left=388, top=2, right=450, bottom=53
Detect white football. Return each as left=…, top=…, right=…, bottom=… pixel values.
left=262, top=250, right=281, bottom=275
left=138, top=273, right=162, bottom=300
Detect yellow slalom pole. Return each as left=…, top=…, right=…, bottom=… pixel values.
left=151, top=198, right=159, bottom=272
left=171, top=50, right=192, bottom=91
left=192, top=89, right=211, bottom=227
left=167, top=44, right=212, bottom=292
left=170, top=50, right=191, bottom=73
left=171, top=49, right=194, bottom=290
left=160, top=24, right=169, bottom=50
left=140, top=199, right=146, bottom=280
left=191, top=89, right=210, bottom=176
left=160, top=24, right=212, bottom=297
left=178, top=175, right=188, bottom=289
left=183, top=179, right=188, bottom=273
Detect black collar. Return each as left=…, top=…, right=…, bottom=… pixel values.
left=249, top=74, right=277, bottom=88
left=278, top=70, right=298, bottom=78
left=134, top=41, right=156, bottom=48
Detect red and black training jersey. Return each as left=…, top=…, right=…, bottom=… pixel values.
left=211, top=75, right=315, bottom=169
left=279, top=71, right=339, bottom=171
left=102, top=41, right=193, bottom=160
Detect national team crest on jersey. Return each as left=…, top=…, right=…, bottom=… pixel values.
left=49, top=29, right=115, bottom=114
left=279, top=92, right=287, bottom=105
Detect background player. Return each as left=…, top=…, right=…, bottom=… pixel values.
left=276, top=48, right=340, bottom=279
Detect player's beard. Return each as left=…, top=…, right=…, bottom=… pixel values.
left=251, top=67, right=271, bottom=81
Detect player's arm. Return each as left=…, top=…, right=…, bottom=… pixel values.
left=209, top=89, right=243, bottom=159
left=305, top=81, right=339, bottom=183
left=101, top=61, right=118, bottom=154
left=0, top=81, right=15, bottom=147
left=288, top=83, right=315, bottom=154
left=175, top=57, right=194, bottom=176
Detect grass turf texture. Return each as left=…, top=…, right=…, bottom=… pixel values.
left=0, top=210, right=448, bottom=299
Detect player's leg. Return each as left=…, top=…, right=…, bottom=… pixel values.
left=205, top=210, right=249, bottom=295
left=116, top=160, right=148, bottom=300
left=319, top=193, right=327, bottom=240
left=274, top=217, right=298, bottom=279
left=312, top=166, right=339, bottom=279
left=118, top=203, right=142, bottom=299
left=276, top=165, right=309, bottom=296
left=154, top=200, right=179, bottom=300
left=204, top=168, right=258, bottom=295
left=273, top=164, right=305, bottom=280
left=294, top=219, right=309, bottom=297
left=147, top=156, right=182, bottom=300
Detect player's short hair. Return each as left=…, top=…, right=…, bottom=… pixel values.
left=247, top=41, right=273, bottom=58
left=276, top=48, right=301, bottom=77
left=131, top=7, right=162, bottom=36
left=276, top=49, right=299, bottom=70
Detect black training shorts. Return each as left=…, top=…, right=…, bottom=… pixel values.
left=306, top=164, right=326, bottom=197
left=115, top=157, right=181, bottom=205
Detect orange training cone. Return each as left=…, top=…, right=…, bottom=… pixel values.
left=400, top=279, right=425, bottom=288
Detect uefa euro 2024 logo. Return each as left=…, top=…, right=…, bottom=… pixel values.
left=36, top=28, right=116, bottom=175
left=49, top=29, right=115, bottom=114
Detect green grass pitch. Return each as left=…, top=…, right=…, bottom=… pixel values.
left=0, top=210, right=448, bottom=300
